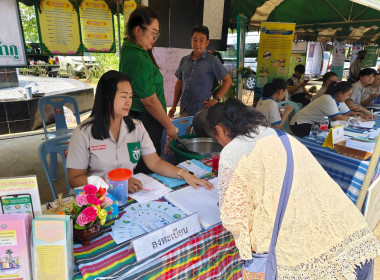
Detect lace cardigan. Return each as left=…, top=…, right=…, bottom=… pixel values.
left=218, top=126, right=380, bottom=279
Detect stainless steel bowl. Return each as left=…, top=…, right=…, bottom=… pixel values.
left=177, top=137, right=222, bottom=156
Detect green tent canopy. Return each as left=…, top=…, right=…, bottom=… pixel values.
left=230, top=0, right=380, bottom=43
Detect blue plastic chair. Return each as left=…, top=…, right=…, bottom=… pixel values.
left=38, top=95, right=81, bottom=139
left=161, top=116, right=194, bottom=163
left=278, top=101, right=301, bottom=134
left=38, top=134, right=72, bottom=200
left=38, top=95, right=81, bottom=180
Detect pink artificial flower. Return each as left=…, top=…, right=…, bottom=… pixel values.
left=82, top=206, right=98, bottom=221
left=76, top=194, right=88, bottom=207
left=84, top=185, right=97, bottom=195
left=104, top=197, right=113, bottom=206
left=87, top=194, right=102, bottom=206
left=76, top=213, right=89, bottom=227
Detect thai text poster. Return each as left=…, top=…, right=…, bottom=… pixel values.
left=256, top=22, right=295, bottom=90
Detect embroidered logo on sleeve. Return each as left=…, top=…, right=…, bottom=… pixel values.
left=127, top=142, right=141, bottom=163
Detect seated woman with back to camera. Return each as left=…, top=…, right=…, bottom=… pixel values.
left=289, top=81, right=367, bottom=137
left=255, top=79, right=293, bottom=129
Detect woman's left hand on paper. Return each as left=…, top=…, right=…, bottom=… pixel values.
left=182, top=172, right=214, bottom=190
left=128, top=177, right=143, bottom=193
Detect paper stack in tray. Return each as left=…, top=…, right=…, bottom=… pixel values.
left=110, top=201, right=186, bottom=244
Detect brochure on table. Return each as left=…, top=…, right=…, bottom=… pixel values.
left=32, top=215, right=73, bottom=280
left=0, top=176, right=42, bottom=218
left=0, top=214, right=32, bottom=280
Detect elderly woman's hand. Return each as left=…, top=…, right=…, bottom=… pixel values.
left=182, top=172, right=214, bottom=190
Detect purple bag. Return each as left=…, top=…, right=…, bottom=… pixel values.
left=243, top=129, right=294, bottom=280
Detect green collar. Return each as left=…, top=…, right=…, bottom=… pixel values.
left=123, top=39, right=146, bottom=52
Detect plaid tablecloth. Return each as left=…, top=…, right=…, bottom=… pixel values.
left=73, top=163, right=243, bottom=280
left=296, top=117, right=380, bottom=204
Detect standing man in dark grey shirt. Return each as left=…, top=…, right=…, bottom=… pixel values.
left=168, top=26, right=232, bottom=117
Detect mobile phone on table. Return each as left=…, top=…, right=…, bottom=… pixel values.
left=1, top=194, right=34, bottom=218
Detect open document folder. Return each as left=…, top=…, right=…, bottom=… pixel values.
left=164, top=177, right=220, bottom=229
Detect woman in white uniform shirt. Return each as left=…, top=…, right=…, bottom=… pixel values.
left=67, top=70, right=213, bottom=193
left=255, top=79, right=293, bottom=129
left=290, top=81, right=362, bottom=137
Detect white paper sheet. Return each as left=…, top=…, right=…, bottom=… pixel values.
left=164, top=178, right=220, bottom=229
left=345, top=139, right=375, bottom=153
left=178, top=160, right=210, bottom=177
left=129, top=173, right=172, bottom=203
left=355, top=121, right=375, bottom=129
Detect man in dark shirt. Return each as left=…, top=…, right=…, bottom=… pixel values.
left=168, top=26, right=232, bottom=117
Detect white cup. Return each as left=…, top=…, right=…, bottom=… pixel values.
left=25, top=87, right=32, bottom=99
left=279, top=108, right=285, bottom=115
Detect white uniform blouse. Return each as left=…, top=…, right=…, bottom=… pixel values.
left=66, top=118, right=156, bottom=178
left=255, top=97, right=281, bottom=126
left=290, top=94, right=350, bottom=125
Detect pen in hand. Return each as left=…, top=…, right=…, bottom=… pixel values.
left=139, top=188, right=151, bottom=193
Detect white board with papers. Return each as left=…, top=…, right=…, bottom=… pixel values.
left=164, top=178, right=220, bottom=229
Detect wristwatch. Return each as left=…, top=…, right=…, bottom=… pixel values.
left=214, top=96, right=221, bottom=102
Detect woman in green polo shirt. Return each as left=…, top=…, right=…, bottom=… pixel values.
left=119, top=6, right=177, bottom=174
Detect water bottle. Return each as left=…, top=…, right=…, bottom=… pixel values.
left=308, top=124, right=319, bottom=139
left=316, top=116, right=329, bottom=143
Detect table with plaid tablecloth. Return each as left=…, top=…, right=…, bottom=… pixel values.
left=73, top=164, right=243, bottom=280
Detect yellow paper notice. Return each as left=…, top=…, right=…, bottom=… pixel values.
left=79, top=0, right=115, bottom=52
left=123, top=0, right=138, bottom=37
left=0, top=230, right=17, bottom=246
left=36, top=245, right=66, bottom=280
left=35, top=221, right=65, bottom=243
left=37, top=0, right=82, bottom=55
left=256, top=22, right=295, bottom=88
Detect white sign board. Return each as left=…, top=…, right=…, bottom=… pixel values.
left=131, top=213, right=201, bottom=262
left=0, top=0, right=27, bottom=67
left=332, top=126, right=345, bottom=145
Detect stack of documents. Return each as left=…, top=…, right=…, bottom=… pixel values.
left=164, top=177, right=220, bottom=229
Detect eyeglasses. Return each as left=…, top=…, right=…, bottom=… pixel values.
left=140, top=26, right=160, bottom=40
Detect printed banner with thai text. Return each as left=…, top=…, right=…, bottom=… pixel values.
left=0, top=0, right=27, bottom=67
left=79, top=0, right=115, bottom=52
left=362, top=46, right=379, bottom=68
left=36, top=0, right=82, bottom=55
left=330, top=40, right=346, bottom=80
left=256, top=22, right=295, bottom=90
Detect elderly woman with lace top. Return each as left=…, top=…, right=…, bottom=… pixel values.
left=206, top=98, right=380, bottom=280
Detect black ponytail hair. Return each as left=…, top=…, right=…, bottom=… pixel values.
left=206, top=98, right=268, bottom=140
left=262, top=78, right=286, bottom=97
left=325, top=81, right=352, bottom=96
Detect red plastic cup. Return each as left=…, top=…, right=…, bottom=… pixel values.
left=212, top=152, right=220, bottom=172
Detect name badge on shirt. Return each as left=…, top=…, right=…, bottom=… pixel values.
left=127, top=141, right=141, bottom=163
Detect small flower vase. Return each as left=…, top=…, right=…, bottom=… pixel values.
left=73, top=221, right=100, bottom=246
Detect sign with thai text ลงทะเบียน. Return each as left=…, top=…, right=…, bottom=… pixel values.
left=131, top=213, right=202, bottom=262
left=0, top=0, right=27, bottom=67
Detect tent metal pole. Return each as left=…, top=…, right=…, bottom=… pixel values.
left=117, top=0, right=121, bottom=53
left=356, top=134, right=380, bottom=211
